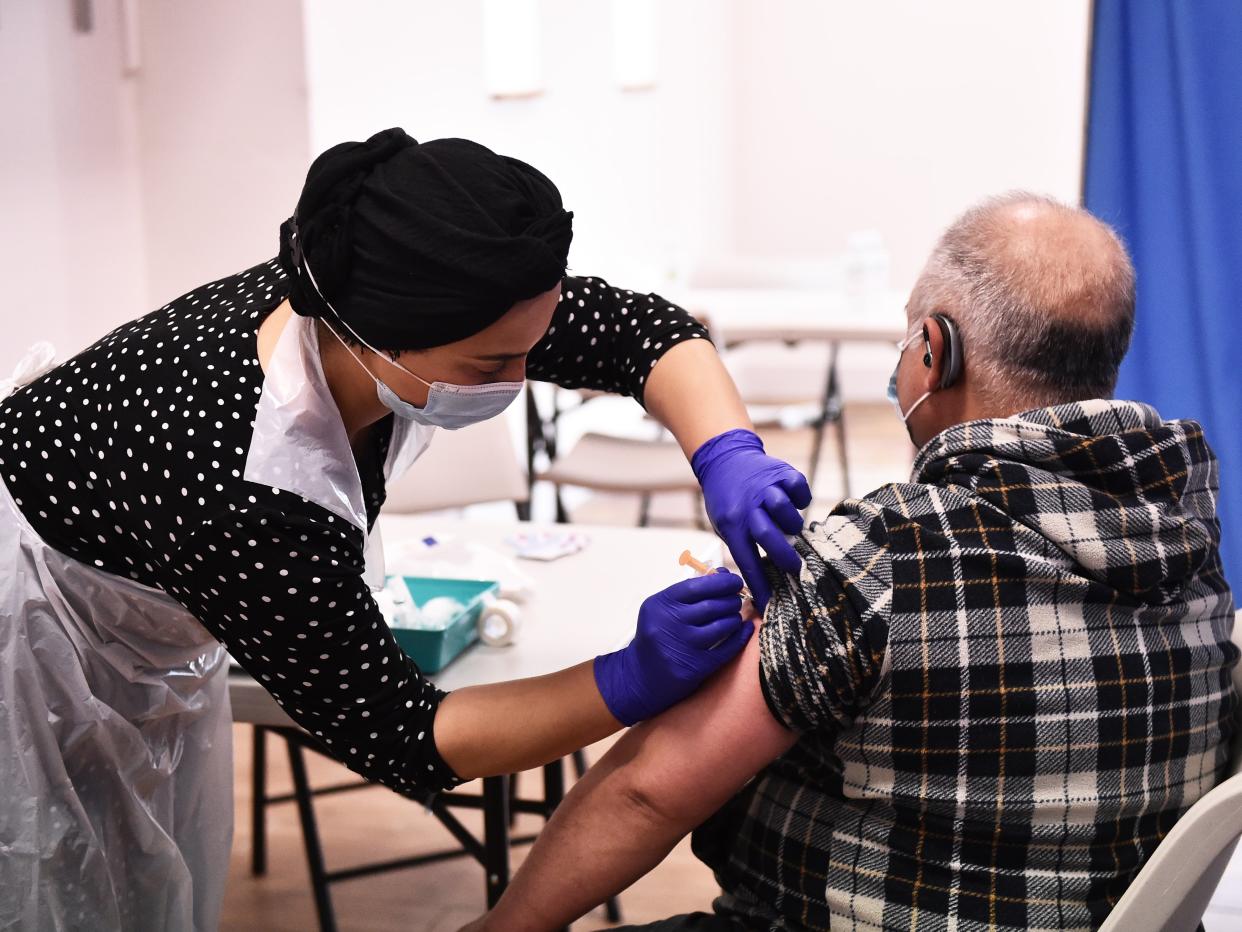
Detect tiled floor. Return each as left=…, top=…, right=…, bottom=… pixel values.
left=220, top=403, right=1242, bottom=930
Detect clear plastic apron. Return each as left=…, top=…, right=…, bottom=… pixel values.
left=245, top=312, right=434, bottom=586
left=0, top=352, right=233, bottom=931
left=0, top=318, right=433, bottom=931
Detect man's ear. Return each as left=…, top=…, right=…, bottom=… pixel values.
left=918, top=320, right=946, bottom=393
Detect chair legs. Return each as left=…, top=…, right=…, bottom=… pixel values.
left=286, top=737, right=338, bottom=932
left=638, top=492, right=653, bottom=527
left=808, top=340, right=848, bottom=500
left=256, top=733, right=620, bottom=929
left=251, top=725, right=267, bottom=877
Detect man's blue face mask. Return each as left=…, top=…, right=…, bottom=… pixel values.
left=887, top=329, right=932, bottom=424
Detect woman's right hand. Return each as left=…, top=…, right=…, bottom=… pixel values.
left=592, top=570, right=751, bottom=725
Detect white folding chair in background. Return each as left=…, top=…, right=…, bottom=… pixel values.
left=1098, top=612, right=1242, bottom=932
left=533, top=387, right=703, bottom=528
left=382, top=410, right=529, bottom=518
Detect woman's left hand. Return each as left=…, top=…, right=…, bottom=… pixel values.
left=692, top=429, right=812, bottom=611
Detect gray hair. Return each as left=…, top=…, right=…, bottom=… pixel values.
left=910, top=192, right=1136, bottom=408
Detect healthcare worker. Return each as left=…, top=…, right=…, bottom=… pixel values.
left=0, top=128, right=811, bottom=931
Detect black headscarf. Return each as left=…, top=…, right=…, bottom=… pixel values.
left=278, top=127, right=573, bottom=350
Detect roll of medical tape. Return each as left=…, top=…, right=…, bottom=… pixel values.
left=478, top=598, right=522, bottom=647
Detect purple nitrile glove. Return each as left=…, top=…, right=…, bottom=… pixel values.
left=693, top=428, right=812, bottom=612
left=593, top=570, right=752, bottom=726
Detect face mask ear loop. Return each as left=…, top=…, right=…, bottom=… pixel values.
left=901, top=390, right=932, bottom=423
left=300, top=252, right=433, bottom=390
left=322, top=319, right=382, bottom=384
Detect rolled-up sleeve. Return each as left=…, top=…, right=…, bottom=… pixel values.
left=525, top=275, right=711, bottom=405
left=758, top=503, right=892, bottom=734
left=164, top=499, right=462, bottom=795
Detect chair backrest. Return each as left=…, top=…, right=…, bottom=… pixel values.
left=722, top=341, right=833, bottom=407
left=381, top=409, right=528, bottom=514
left=1097, top=611, right=1242, bottom=932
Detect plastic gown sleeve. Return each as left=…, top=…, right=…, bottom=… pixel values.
left=525, top=274, right=711, bottom=405
left=758, top=504, right=893, bottom=735
left=164, top=499, right=462, bottom=795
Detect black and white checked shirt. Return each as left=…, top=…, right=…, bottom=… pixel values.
left=693, top=400, right=1237, bottom=931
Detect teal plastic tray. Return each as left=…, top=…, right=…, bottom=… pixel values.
left=387, top=576, right=499, bottom=674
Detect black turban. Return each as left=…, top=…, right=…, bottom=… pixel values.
left=278, top=127, right=574, bottom=350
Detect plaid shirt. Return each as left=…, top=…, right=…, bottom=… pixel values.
left=693, top=400, right=1237, bottom=931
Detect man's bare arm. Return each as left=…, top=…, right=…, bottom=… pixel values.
left=478, top=628, right=797, bottom=931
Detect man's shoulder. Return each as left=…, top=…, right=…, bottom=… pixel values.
left=832, top=480, right=955, bottom=524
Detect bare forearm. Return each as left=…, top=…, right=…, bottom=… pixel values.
left=478, top=633, right=796, bottom=929
left=644, top=339, right=752, bottom=458
left=434, top=662, right=620, bottom=779
left=481, top=728, right=691, bottom=931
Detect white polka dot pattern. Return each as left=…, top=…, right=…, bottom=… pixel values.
left=0, top=259, right=459, bottom=794
left=525, top=276, right=710, bottom=400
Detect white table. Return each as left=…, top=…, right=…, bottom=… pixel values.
left=231, top=518, right=722, bottom=928
left=677, top=286, right=908, bottom=345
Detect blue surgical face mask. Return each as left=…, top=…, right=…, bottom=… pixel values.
left=887, top=330, right=932, bottom=424
left=323, top=319, right=523, bottom=430
left=302, top=253, right=523, bottom=430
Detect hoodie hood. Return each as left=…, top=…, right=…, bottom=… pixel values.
left=911, top=400, right=1223, bottom=601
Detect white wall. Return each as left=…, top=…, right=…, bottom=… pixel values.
left=1, top=0, right=1090, bottom=392
left=0, top=0, right=148, bottom=373
left=0, top=0, right=311, bottom=375
left=732, top=0, right=1091, bottom=291
left=134, top=0, right=310, bottom=306
left=300, top=0, right=737, bottom=294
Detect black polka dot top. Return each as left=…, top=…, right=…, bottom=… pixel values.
left=0, top=258, right=708, bottom=797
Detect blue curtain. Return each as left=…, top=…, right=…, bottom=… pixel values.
left=1084, top=0, right=1242, bottom=589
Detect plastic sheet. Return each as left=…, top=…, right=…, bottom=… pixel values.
left=0, top=475, right=233, bottom=931
left=244, top=312, right=434, bottom=586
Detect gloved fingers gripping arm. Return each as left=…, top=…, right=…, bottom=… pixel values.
left=592, top=572, right=751, bottom=726
left=637, top=334, right=810, bottom=608
left=749, top=507, right=801, bottom=575
left=681, top=612, right=749, bottom=649
left=693, top=428, right=811, bottom=610
left=762, top=483, right=808, bottom=537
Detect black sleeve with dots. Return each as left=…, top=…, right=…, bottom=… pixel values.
left=525, top=275, right=711, bottom=406
left=164, top=503, right=462, bottom=796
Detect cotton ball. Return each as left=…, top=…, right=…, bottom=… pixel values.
left=420, top=596, right=465, bottom=628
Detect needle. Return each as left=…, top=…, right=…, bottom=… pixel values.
left=679, top=549, right=755, bottom=607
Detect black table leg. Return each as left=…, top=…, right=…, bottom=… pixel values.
left=251, top=725, right=267, bottom=876
left=542, top=759, right=565, bottom=811
left=287, top=737, right=338, bottom=932
left=483, top=775, right=512, bottom=908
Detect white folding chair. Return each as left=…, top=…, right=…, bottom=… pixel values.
left=1098, top=611, right=1242, bottom=932
left=382, top=411, right=528, bottom=516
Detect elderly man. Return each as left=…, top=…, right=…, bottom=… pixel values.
left=471, top=194, right=1238, bottom=932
